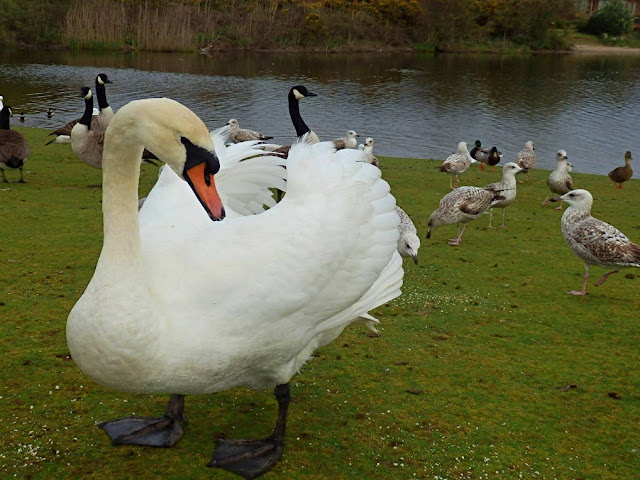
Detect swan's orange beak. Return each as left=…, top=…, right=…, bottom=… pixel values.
left=184, top=162, right=225, bottom=221
left=180, top=137, right=225, bottom=221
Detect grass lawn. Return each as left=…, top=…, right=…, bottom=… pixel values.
left=1, top=127, right=639, bottom=479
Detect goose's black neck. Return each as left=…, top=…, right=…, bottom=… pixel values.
left=0, top=107, right=11, bottom=130
left=80, top=95, right=94, bottom=129
left=96, top=78, right=110, bottom=111
left=288, top=91, right=310, bottom=138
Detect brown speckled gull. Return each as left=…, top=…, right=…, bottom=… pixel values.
left=551, top=189, right=640, bottom=295
left=427, top=186, right=504, bottom=246
left=543, top=150, right=573, bottom=209
left=439, top=141, right=474, bottom=189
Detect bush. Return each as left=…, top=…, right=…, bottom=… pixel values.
left=581, top=0, right=634, bottom=36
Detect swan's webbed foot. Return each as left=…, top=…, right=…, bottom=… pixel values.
left=208, top=383, right=290, bottom=479
left=208, top=435, right=284, bottom=479
left=99, top=394, right=186, bottom=447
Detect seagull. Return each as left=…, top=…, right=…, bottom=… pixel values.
left=515, top=140, right=536, bottom=181
left=227, top=118, right=273, bottom=143
left=333, top=130, right=358, bottom=150
left=395, top=206, right=420, bottom=264
left=439, top=141, right=475, bottom=189
left=551, top=189, right=640, bottom=295
left=361, top=137, right=379, bottom=167
left=484, top=162, right=525, bottom=228
left=608, top=151, right=633, bottom=189
left=427, top=186, right=505, bottom=246
left=542, top=150, right=573, bottom=209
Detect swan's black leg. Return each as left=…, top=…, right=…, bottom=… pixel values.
left=208, top=383, right=290, bottom=479
left=99, top=394, right=186, bottom=447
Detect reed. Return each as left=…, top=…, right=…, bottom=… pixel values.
left=61, top=0, right=420, bottom=52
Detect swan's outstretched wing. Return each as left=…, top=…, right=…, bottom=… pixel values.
left=139, top=141, right=403, bottom=390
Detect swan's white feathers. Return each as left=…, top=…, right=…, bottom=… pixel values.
left=70, top=99, right=402, bottom=395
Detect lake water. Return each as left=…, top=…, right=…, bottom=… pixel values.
left=0, top=48, right=639, bottom=177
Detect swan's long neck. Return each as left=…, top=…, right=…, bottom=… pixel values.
left=100, top=137, right=144, bottom=266
left=288, top=93, right=310, bottom=137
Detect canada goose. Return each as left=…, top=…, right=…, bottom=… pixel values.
left=542, top=150, right=573, bottom=208
left=550, top=189, right=640, bottom=295
left=0, top=105, right=30, bottom=183
left=427, top=186, right=505, bottom=246
left=362, top=137, right=379, bottom=167
left=483, top=162, right=525, bottom=227
left=333, top=130, right=358, bottom=150
left=439, top=141, right=475, bottom=189
left=515, top=140, right=536, bottom=181
left=67, top=98, right=403, bottom=477
left=396, top=206, right=420, bottom=263
left=608, top=151, right=633, bottom=189
left=70, top=87, right=104, bottom=169
left=47, top=73, right=113, bottom=145
left=18, top=112, right=25, bottom=123
left=288, top=85, right=319, bottom=143
left=227, top=118, right=273, bottom=143
left=469, top=140, right=490, bottom=171
left=46, top=108, right=54, bottom=118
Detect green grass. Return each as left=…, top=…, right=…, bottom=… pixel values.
left=1, top=127, right=639, bottom=479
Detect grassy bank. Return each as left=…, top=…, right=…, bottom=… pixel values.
left=1, top=127, right=639, bottom=479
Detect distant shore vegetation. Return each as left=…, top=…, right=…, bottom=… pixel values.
left=0, top=0, right=607, bottom=53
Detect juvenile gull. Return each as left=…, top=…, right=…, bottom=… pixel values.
left=551, top=189, right=640, bottom=295
left=484, top=162, right=525, bottom=228
left=427, top=186, right=505, bottom=246
left=439, top=141, right=475, bottom=189
left=333, top=130, right=358, bottom=150
left=608, top=151, right=633, bottom=189
left=395, top=206, right=420, bottom=263
left=542, top=149, right=573, bottom=209
left=362, top=137, right=379, bottom=167
left=227, top=118, right=273, bottom=143
left=515, top=140, right=536, bottom=181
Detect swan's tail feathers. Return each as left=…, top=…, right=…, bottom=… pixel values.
left=356, top=313, right=380, bottom=335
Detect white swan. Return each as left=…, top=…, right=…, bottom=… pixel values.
left=67, top=98, right=403, bottom=478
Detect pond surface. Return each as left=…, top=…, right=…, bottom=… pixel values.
left=1, top=48, right=639, bottom=177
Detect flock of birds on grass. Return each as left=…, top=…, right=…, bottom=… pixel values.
left=0, top=72, right=639, bottom=478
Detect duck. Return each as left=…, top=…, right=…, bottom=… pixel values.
left=439, top=141, right=475, bottom=189
left=550, top=189, right=640, bottom=295
left=486, top=146, right=502, bottom=172
left=47, top=73, right=113, bottom=145
left=427, top=186, right=505, bottom=246
left=515, top=140, right=536, bottom=181
left=227, top=118, right=273, bottom=143
left=362, top=137, right=379, bottom=167
left=542, top=150, right=573, bottom=209
left=469, top=140, right=490, bottom=171
left=0, top=105, right=30, bottom=183
left=483, top=162, right=525, bottom=228
left=66, top=97, right=403, bottom=478
left=395, top=206, right=420, bottom=264
left=608, top=151, right=633, bottom=189
left=333, top=130, right=358, bottom=150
